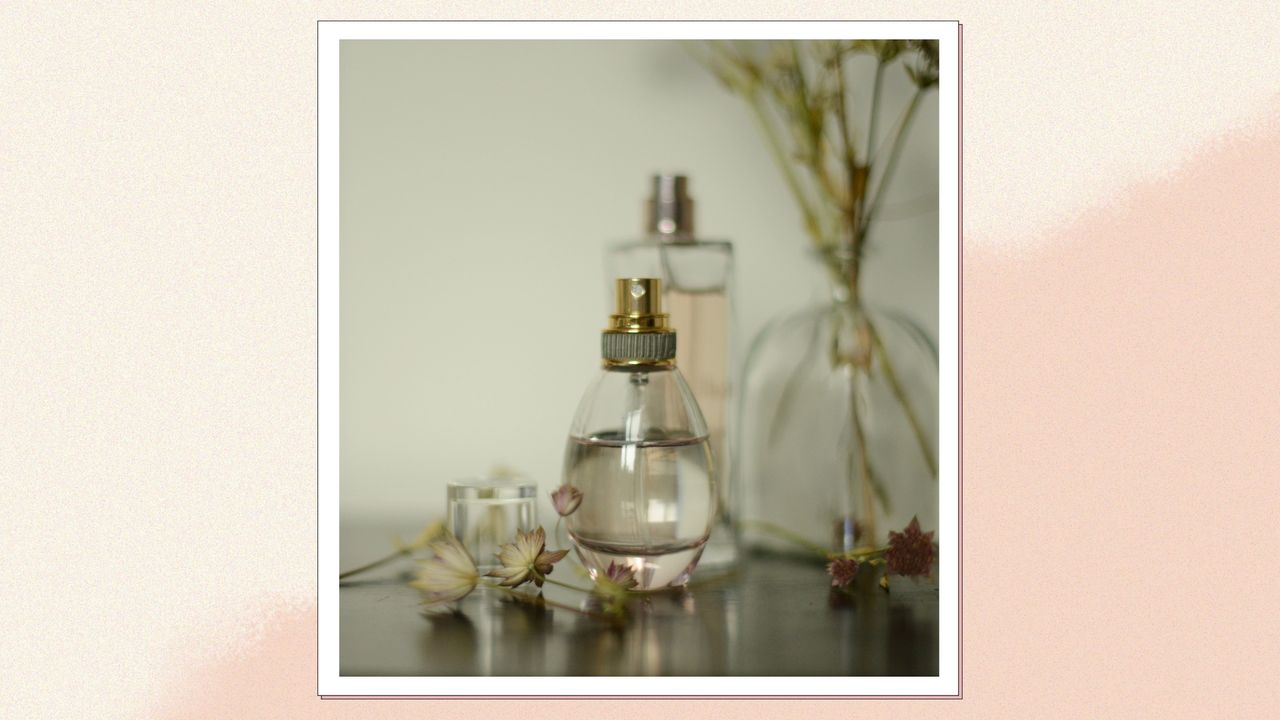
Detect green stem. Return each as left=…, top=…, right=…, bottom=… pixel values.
left=487, top=584, right=615, bottom=622
left=339, top=547, right=410, bottom=581
left=864, top=59, right=885, bottom=166
left=849, top=365, right=879, bottom=544
left=832, top=52, right=860, bottom=255
left=841, top=546, right=889, bottom=560
left=793, top=41, right=841, bottom=211
left=869, top=321, right=938, bottom=478
left=745, top=93, right=824, bottom=248
left=787, top=40, right=817, bottom=156
left=862, top=89, right=923, bottom=234
left=742, top=519, right=831, bottom=558
left=855, top=58, right=885, bottom=245
left=541, top=575, right=594, bottom=595
left=767, top=310, right=825, bottom=446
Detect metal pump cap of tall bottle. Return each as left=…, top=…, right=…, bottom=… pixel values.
left=646, top=174, right=694, bottom=242
left=602, top=278, right=676, bottom=366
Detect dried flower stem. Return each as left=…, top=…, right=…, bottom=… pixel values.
left=340, top=547, right=410, bottom=581
left=864, top=59, right=886, bottom=163
left=540, top=575, right=595, bottom=595
left=850, top=369, right=879, bottom=544
left=832, top=50, right=864, bottom=293
left=746, top=519, right=894, bottom=563
left=843, top=546, right=889, bottom=560
left=746, top=94, right=824, bottom=245
left=863, top=88, right=924, bottom=234
left=488, top=584, right=616, bottom=623
left=788, top=41, right=840, bottom=216
left=767, top=311, right=825, bottom=446
left=833, top=49, right=858, bottom=186
left=741, top=519, right=832, bottom=558
left=869, top=320, right=938, bottom=478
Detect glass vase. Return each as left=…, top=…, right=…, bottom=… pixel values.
left=738, top=251, right=938, bottom=554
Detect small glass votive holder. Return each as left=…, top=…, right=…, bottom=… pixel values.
left=447, top=476, right=538, bottom=571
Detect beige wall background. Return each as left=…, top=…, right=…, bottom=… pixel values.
left=338, top=40, right=939, bottom=521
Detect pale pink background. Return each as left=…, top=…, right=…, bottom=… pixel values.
left=4, top=4, right=1280, bottom=719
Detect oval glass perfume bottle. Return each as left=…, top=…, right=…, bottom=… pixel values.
left=562, top=278, right=716, bottom=591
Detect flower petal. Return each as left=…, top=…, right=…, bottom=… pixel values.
left=412, top=534, right=480, bottom=605
left=533, top=548, right=569, bottom=576
left=825, top=557, right=859, bottom=587
left=527, top=527, right=546, bottom=554
left=487, top=567, right=530, bottom=587
left=497, top=544, right=526, bottom=568
left=551, top=485, right=584, bottom=516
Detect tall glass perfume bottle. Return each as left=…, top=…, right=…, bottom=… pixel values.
left=606, top=175, right=737, bottom=570
left=562, top=278, right=716, bottom=591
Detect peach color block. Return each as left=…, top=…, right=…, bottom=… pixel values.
left=152, top=110, right=1280, bottom=718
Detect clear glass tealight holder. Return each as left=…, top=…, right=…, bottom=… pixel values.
left=447, top=477, right=538, bottom=571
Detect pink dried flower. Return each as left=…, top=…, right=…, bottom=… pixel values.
left=486, top=527, right=568, bottom=588
left=826, top=557, right=860, bottom=587
left=605, top=561, right=638, bottom=590
left=550, top=484, right=583, bottom=516
left=886, top=516, right=935, bottom=577
left=593, top=561, right=639, bottom=598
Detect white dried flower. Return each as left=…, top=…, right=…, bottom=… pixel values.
left=486, top=527, right=568, bottom=588
left=410, top=532, right=479, bottom=608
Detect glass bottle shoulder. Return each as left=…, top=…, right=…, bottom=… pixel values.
left=607, top=237, right=734, bottom=257
left=567, top=365, right=709, bottom=443
left=607, top=238, right=733, bottom=295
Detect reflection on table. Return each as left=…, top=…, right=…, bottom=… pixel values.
left=340, top=522, right=938, bottom=677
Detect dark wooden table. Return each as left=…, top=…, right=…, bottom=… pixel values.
left=339, top=521, right=938, bottom=676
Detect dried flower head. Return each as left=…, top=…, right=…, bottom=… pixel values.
left=594, top=561, right=639, bottom=598
left=550, top=484, right=583, bottom=517
left=886, top=516, right=936, bottom=577
left=826, top=557, right=860, bottom=588
left=486, top=527, right=568, bottom=588
left=411, top=532, right=479, bottom=608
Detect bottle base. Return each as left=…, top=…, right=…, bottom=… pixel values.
left=693, top=540, right=738, bottom=574
left=572, top=538, right=707, bottom=592
left=693, top=522, right=739, bottom=573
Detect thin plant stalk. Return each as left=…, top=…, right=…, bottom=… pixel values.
left=740, top=519, right=892, bottom=561
left=745, top=94, right=824, bottom=244
left=849, top=366, right=878, bottom=545
left=864, top=59, right=887, bottom=164
left=863, top=88, right=924, bottom=234
left=541, top=575, right=595, bottom=595
left=339, top=547, right=410, bottom=581
left=767, top=309, right=825, bottom=446
left=488, top=584, right=615, bottom=623
left=740, top=519, right=831, bottom=558
left=788, top=41, right=841, bottom=214
left=832, top=51, right=864, bottom=289
left=846, top=58, right=883, bottom=291
left=869, top=321, right=939, bottom=478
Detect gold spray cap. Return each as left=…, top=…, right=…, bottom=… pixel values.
left=603, top=278, right=676, bottom=366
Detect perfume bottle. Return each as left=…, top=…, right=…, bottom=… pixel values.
left=562, top=278, right=716, bottom=591
left=606, top=175, right=737, bottom=570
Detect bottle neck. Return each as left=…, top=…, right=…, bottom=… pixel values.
left=647, top=230, right=697, bottom=245
left=811, top=247, right=863, bottom=308
left=601, top=331, right=677, bottom=368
